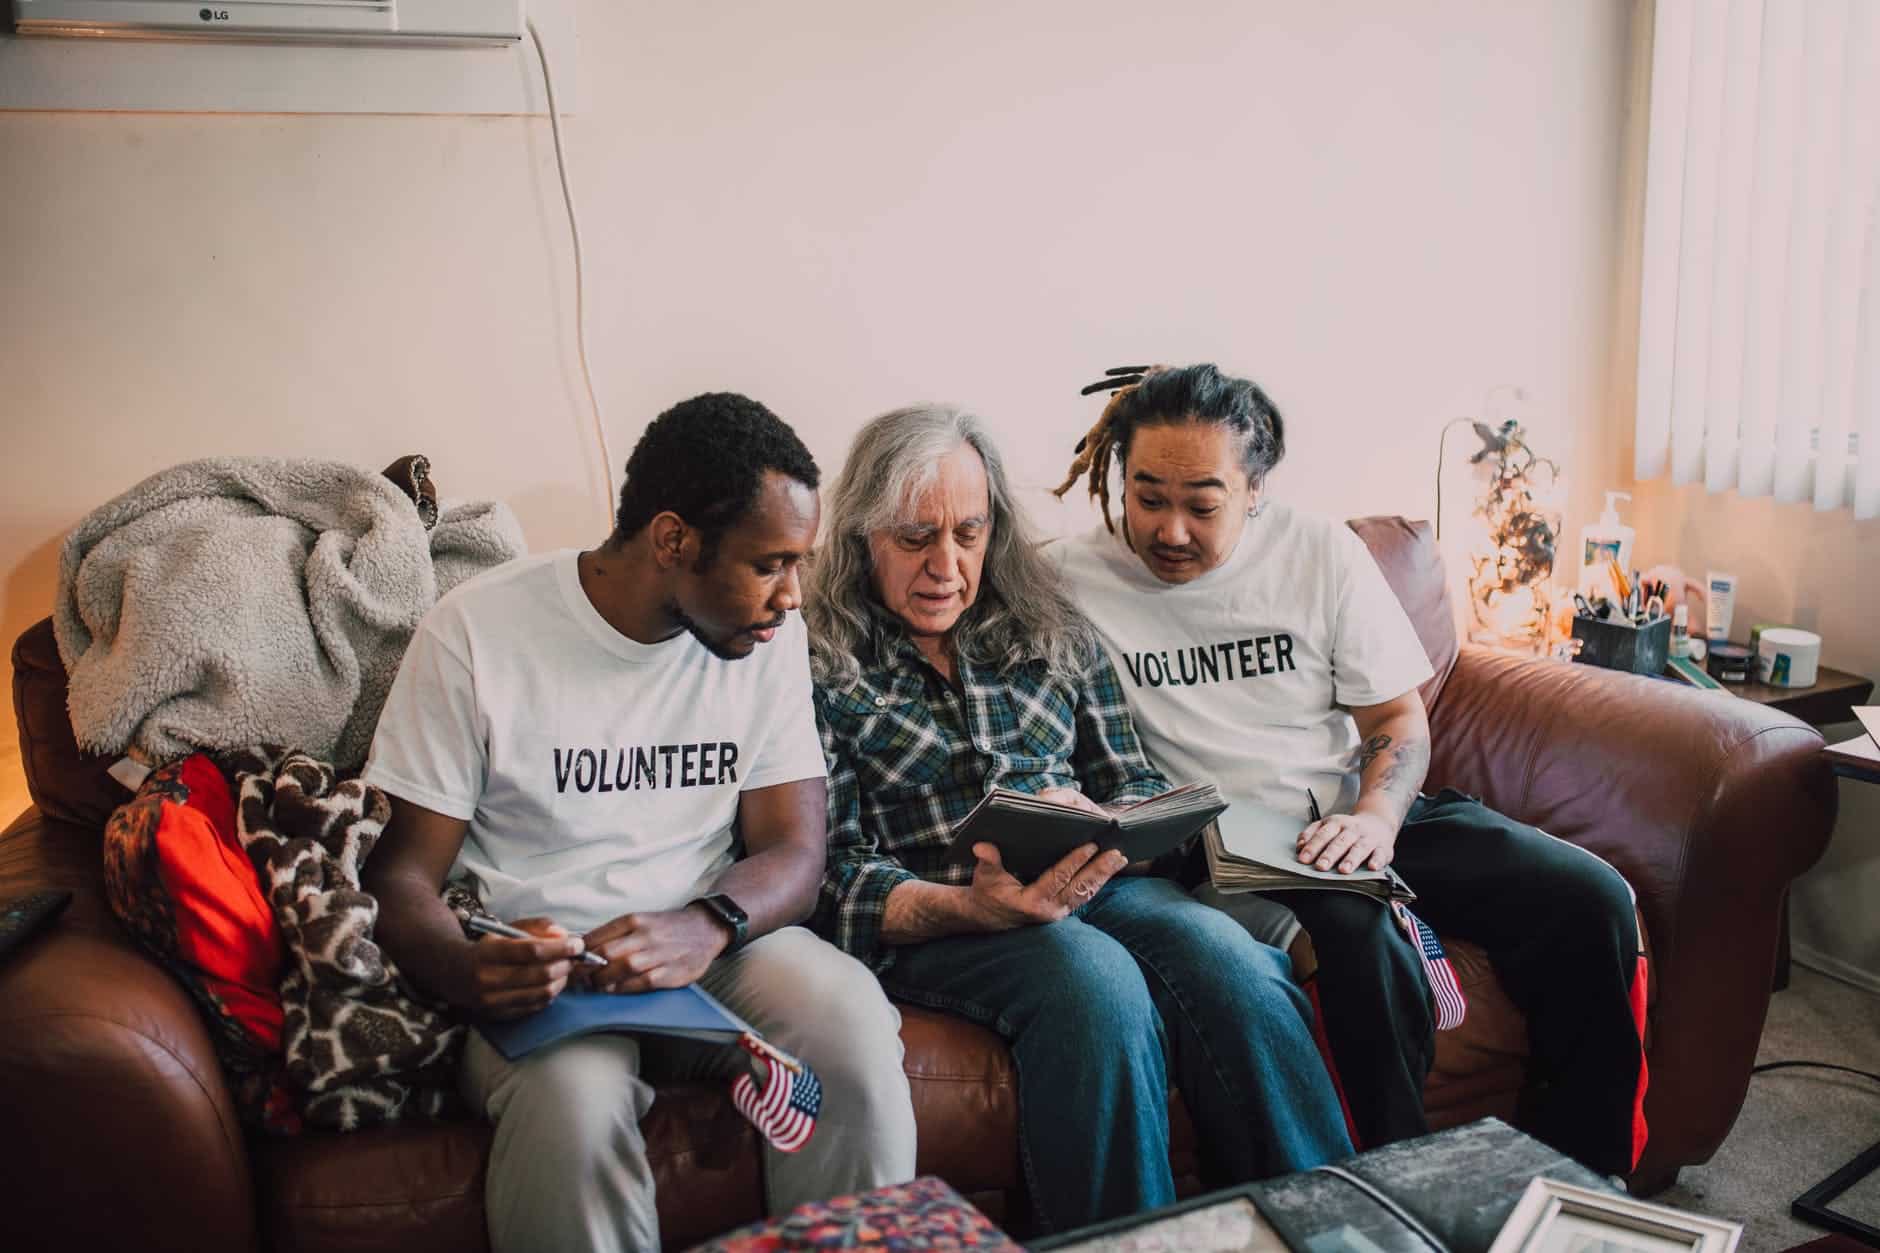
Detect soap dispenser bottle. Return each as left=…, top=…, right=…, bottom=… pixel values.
left=1577, top=491, right=1635, bottom=598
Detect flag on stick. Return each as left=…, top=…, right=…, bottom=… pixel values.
left=1391, top=902, right=1467, bottom=1029
left=731, top=1033, right=821, bottom=1153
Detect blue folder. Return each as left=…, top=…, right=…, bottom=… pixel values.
left=477, top=986, right=756, bottom=1062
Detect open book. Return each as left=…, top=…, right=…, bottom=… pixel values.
left=948, top=781, right=1227, bottom=883
left=478, top=985, right=757, bottom=1062
left=1204, top=797, right=1414, bottom=902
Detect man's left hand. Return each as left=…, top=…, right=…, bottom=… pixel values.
left=1296, top=810, right=1399, bottom=874
left=583, top=907, right=730, bottom=994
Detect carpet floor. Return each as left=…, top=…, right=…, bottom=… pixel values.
left=1654, top=965, right=1880, bottom=1252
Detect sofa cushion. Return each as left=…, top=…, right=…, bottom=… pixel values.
left=1421, top=937, right=1527, bottom=1131
left=12, top=617, right=122, bottom=828
left=899, top=1004, right=1019, bottom=1195
left=1348, top=517, right=1460, bottom=716
left=257, top=1081, right=767, bottom=1253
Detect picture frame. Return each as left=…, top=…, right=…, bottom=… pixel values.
left=1791, top=1136, right=1880, bottom=1246
left=1487, top=1178, right=1741, bottom=1253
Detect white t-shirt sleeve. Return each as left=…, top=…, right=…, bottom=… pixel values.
left=738, top=618, right=830, bottom=791
left=1329, top=528, right=1436, bottom=708
left=362, top=613, right=486, bottom=821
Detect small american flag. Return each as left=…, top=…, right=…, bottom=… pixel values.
left=730, top=1034, right=821, bottom=1153
left=1391, top=902, right=1467, bottom=1030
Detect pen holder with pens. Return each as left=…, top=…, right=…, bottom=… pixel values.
left=1570, top=611, right=1671, bottom=677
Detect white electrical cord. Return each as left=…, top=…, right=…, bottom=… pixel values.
left=528, top=17, right=617, bottom=528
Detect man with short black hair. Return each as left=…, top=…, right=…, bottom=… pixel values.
left=364, top=393, right=917, bottom=1253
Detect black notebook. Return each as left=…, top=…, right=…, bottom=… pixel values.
left=947, top=782, right=1227, bottom=883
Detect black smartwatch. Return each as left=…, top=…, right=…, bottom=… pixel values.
left=691, top=893, right=749, bottom=953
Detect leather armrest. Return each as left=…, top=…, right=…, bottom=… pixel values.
left=0, top=808, right=258, bottom=1253
left=1427, top=646, right=1837, bottom=1176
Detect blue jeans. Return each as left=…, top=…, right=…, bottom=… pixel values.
left=880, top=875, right=1352, bottom=1233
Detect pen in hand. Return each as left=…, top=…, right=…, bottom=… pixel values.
left=465, top=914, right=608, bottom=966
left=1298, top=787, right=1324, bottom=854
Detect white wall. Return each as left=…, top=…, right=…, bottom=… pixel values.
left=0, top=0, right=1638, bottom=819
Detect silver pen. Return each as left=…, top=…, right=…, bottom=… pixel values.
left=465, top=914, right=607, bottom=966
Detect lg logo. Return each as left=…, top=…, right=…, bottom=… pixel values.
left=199, top=8, right=230, bottom=20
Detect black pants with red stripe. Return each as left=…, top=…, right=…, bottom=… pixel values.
left=1262, top=788, right=1647, bottom=1177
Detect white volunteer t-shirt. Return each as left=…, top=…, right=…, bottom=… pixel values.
left=363, top=550, right=827, bottom=935
left=1051, top=505, right=1434, bottom=823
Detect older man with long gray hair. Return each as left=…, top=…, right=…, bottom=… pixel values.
left=803, top=404, right=1351, bottom=1235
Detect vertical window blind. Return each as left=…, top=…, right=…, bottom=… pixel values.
left=1635, top=0, right=1880, bottom=518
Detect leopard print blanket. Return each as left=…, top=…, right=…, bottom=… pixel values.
left=228, top=747, right=464, bottom=1131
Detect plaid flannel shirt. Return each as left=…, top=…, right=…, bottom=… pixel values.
left=813, top=627, right=1168, bottom=972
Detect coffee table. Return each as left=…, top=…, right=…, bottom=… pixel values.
left=1033, top=1118, right=1613, bottom=1253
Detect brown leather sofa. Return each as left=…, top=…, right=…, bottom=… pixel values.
left=0, top=516, right=1837, bottom=1252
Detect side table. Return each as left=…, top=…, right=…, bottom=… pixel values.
left=1788, top=740, right=1880, bottom=1247
left=1734, top=664, right=1874, bottom=728
left=1729, top=664, right=1873, bottom=991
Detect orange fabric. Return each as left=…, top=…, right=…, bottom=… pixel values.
left=1629, top=952, right=1651, bottom=1169
left=152, top=756, right=285, bottom=1050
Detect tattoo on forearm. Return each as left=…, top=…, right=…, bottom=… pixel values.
left=1375, top=736, right=1430, bottom=801
left=1355, top=732, right=1430, bottom=810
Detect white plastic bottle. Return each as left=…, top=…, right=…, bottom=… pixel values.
left=1577, top=491, right=1635, bottom=598
left=1705, top=571, right=1738, bottom=643
left=1669, top=603, right=1691, bottom=658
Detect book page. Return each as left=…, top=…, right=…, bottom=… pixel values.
left=1830, top=731, right=1880, bottom=765
left=1213, top=803, right=1394, bottom=885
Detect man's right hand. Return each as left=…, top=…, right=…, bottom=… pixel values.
left=455, top=917, right=586, bottom=1020
left=967, top=842, right=1127, bottom=930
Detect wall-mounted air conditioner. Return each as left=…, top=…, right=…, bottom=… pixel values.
left=10, top=0, right=523, bottom=46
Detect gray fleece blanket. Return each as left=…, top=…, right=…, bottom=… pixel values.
left=55, top=457, right=525, bottom=771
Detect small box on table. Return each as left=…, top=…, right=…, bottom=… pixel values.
left=1572, top=613, right=1671, bottom=677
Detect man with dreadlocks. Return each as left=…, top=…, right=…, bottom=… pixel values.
left=1048, top=363, right=1650, bottom=1180
left=805, top=403, right=1351, bottom=1235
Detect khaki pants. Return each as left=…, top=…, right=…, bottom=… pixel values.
left=460, top=926, right=917, bottom=1253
